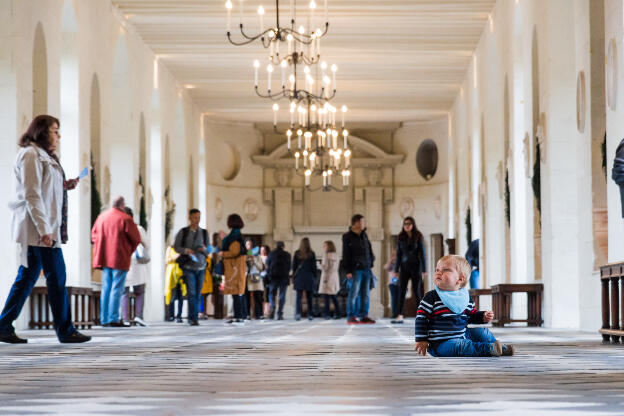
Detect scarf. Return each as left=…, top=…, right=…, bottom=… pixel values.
left=57, top=159, right=69, bottom=244
left=435, top=286, right=470, bottom=314
left=222, top=228, right=244, bottom=254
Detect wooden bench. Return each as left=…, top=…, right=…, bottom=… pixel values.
left=599, top=262, right=624, bottom=343
left=469, top=288, right=492, bottom=310
left=491, top=283, right=543, bottom=327
left=29, top=286, right=99, bottom=329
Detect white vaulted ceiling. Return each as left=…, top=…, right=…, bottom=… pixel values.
left=111, top=0, right=496, bottom=123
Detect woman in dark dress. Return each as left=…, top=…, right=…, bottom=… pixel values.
left=292, top=237, right=317, bottom=321
left=391, top=216, right=426, bottom=324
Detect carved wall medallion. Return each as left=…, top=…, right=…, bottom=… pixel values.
left=215, top=197, right=223, bottom=221
left=365, top=168, right=383, bottom=186
left=243, top=198, right=259, bottom=221
left=399, top=197, right=415, bottom=219
left=274, top=168, right=293, bottom=187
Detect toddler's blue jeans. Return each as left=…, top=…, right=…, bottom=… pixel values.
left=428, top=327, right=497, bottom=357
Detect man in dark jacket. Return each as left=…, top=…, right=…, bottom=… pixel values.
left=342, top=214, right=376, bottom=324
left=266, top=241, right=292, bottom=320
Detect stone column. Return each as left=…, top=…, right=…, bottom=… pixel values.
left=365, top=187, right=384, bottom=318
left=0, top=7, right=18, bottom=317
left=273, top=188, right=294, bottom=243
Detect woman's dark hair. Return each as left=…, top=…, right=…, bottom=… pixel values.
left=227, top=213, right=244, bottom=229
left=212, top=232, right=221, bottom=246
left=324, top=240, right=336, bottom=253
left=261, top=245, right=271, bottom=256
left=124, top=207, right=134, bottom=218
left=298, top=237, right=312, bottom=260
left=244, top=238, right=254, bottom=248
left=398, top=216, right=424, bottom=243
left=19, top=115, right=60, bottom=154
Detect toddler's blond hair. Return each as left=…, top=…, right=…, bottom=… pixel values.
left=437, top=255, right=472, bottom=287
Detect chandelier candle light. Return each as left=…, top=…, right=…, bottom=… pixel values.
left=253, top=53, right=337, bottom=102
left=226, top=0, right=329, bottom=65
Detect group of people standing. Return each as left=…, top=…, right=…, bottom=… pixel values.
left=186, top=213, right=379, bottom=325
left=0, top=114, right=433, bottom=346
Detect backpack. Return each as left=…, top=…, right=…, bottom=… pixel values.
left=181, top=226, right=208, bottom=247
left=176, top=227, right=208, bottom=269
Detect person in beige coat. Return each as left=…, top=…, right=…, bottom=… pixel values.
left=319, top=240, right=341, bottom=319
left=222, top=214, right=247, bottom=324
left=245, top=239, right=266, bottom=319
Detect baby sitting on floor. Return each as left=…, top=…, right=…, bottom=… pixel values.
left=414, top=255, right=514, bottom=357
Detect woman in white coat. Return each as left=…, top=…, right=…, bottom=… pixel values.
left=121, top=207, right=150, bottom=326
left=0, top=115, right=90, bottom=344
left=319, top=240, right=341, bottom=319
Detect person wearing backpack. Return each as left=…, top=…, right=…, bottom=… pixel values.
left=172, top=208, right=209, bottom=326
left=222, top=214, right=247, bottom=324
left=266, top=241, right=291, bottom=320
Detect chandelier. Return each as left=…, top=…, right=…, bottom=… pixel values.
left=252, top=51, right=350, bottom=191
left=253, top=55, right=336, bottom=103
left=225, top=0, right=329, bottom=63
left=273, top=97, right=352, bottom=191
left=225, top=0, right=350, bottom=191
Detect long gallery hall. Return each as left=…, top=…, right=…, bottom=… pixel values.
left=1, top=0, right=624, bottom=414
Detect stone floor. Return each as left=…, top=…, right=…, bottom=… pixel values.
left=0, top=320, right=622, bottom=415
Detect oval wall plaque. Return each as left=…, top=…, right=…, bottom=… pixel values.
left=416, top=139, right=438, bottom=181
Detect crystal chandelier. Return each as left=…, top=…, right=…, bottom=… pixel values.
left=225, top=0, right=329, bottom=63
left=272, top=95, right=351, bottom=191
left=225, top=0, right=350, bottom=191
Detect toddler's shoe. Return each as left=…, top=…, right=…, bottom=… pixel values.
left=501, top=344, right=515, bottom=356
left=491, top=341, right=503, bottom=357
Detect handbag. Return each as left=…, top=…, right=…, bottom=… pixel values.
left=248, top=263, right=261, bottom=283
left=135, top=244, right=150, bottom=265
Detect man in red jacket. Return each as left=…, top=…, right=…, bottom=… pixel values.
left=92, top=196, right=141, bottom=327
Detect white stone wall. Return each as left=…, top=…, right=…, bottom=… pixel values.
left=449, top=0, right=602, bottom=329
left=0, top=0, right=203, bottom=325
